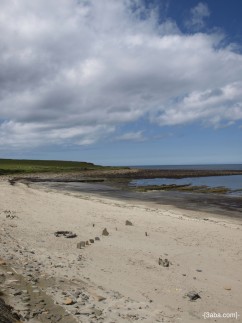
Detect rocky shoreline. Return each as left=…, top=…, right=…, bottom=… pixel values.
left=3, top=167, right=242, bottom=183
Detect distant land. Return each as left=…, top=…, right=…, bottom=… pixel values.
left=0, top=158, right=107, bottom=175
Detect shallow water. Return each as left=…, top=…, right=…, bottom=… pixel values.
left=130, top=175, right=242, bottom=195
left=36, top=181, right=242, bottom=219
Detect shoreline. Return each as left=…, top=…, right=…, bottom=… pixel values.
left=32, top=180, right=242, bottom=221
left=1, top=179, right=242, bottom=322
left=2, top=168, right=242, bottom=220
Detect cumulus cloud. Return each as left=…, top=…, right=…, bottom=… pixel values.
left=0, top=0, right=242, bottom=149
left=151, top=82, right=242, bottom=126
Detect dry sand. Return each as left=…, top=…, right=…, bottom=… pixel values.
left=0, top=180, right=242, bottom=322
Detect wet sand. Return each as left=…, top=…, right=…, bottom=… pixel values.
left=0, top=178, right=242, bottom=322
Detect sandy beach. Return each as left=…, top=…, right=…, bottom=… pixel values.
left=0, top=179, right=242, bottom=322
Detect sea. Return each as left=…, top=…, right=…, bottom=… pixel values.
left=129, top=164, right=242, bottom=195
left=129, top=164, right=242, bottom=171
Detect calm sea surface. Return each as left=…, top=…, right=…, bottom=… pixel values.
left=130, top=164, right=242, bottom=170
left=129, top=164, right=242, bottom=195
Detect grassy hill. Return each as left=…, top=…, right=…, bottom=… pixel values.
left=0, top=158, right=105, bottom=175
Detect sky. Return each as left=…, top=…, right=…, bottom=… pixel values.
left=0, top=0, right=242, bottom=166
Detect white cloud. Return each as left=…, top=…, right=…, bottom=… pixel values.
left=0, top=0, right=242, bottom=149
left=185, top=2, right=210, bottom=31
left=152, top=82, right=242, bottom=126
left=116, top=131, right=145, bottom=142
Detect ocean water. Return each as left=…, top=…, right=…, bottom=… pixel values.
left=129, top=164, right=242, bottom=195
left=130, top=164, right=242, bottom=170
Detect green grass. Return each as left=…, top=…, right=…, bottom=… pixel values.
left=0, top=158, right=106, bottom=175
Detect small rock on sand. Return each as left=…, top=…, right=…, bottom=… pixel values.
left=77, top=241, right=86, bottom=249
left=54, top=231, right=77, bottom=238
left=158, top=258, right=170, bottom=267
left=186, top=291, right=201, bottom=301
left=102, top=228, right=109, bottom=236
left=125, top=220, right=133, bottom=226
left=64, top=298, right=75, bottom=305
left=93, top=308, right=103, bottom=316
left=96, top=295, right=106, bottom=302
left=95, top=237, right=100, bottom=241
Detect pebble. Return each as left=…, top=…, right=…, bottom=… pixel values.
left=93, top=308, right=103, bottom=316
left=64, top=297, right=76, bottom=305
left=158, top=258, right=170, bottom=267
left=125, top=220, right=133, bottom=226
left=95, top=295, right=106, bottom=302
left=186, top=291, right=201, bottom=301
left=77, top=241, right=86, bottom=249
left=79, top=310, right=91, bottom=316
left=102, top=228, right=109, bottom=236
left=7, top=271, right=14, bottom=275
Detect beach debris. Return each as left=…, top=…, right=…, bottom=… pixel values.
left=196, top=269, right=202, bottom=272
left=86, top=241, right=90, bottom=245
left=95, top=237, right=100, bottom=241
left=224, top=286, right=231, bottom=290
left=54, top=231, right=77, bottom=238
left=77, top=241, right=86, bottom=249
left=145, top=232, right=148, bottom=236
left=158, top=258, right=170, bottom=267
left=89, top=239, right=94, bottom=243
left=125, top=220, right=133, bottom=226
left=93, top=224, right=95, bottom=227
left=186, top=291, right=201, bottom=301
left=66, top=233, right=77, bottom=238
left=102, top=228, right=109, bottom=236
